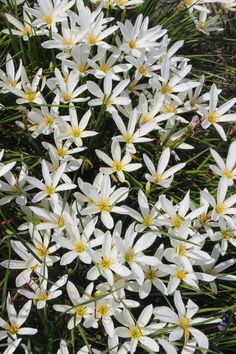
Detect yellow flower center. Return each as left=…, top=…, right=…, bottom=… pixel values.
left=117, top=0, right=127, bottom=5
left=130, top=326, right=142, bottom=339
left=43, top=16, right=53, bottom=25
left=123, top=133, right=134, bottom=144
left=215, top=203, right=225, bottom=215
left=100, top=256, right=113, bottom=269
left=75, top=305, right=87, bottom=317
left=145, top=268, right=157, bottom=280
left=87, top=34, right=98, bottom=45
left=56, top=217, right=65, bottom=228
left=72, top=127, right=82, bottom=138
left=221, top=230, right=233, bottom=239
left=36, top=245, right=48, bottom=257
left=171, top=215, right=184, bottom=228
left=138, top=65, right=148, bottom=76
left=223, top=168, right=234, bottom=179
left=25, top=90, right=37, bottom=102
left=206, top=268, right=216, bottom=275
left=124, top=248, right=135, bottom=263
left=74, top=241, right=86, bottom=253
left=207, top=111, right=218, bottom=123
left=57, top=146, right=68, bottom=157
left=44, top=115, right=54, bottom=126
left=7, top=324, right=20, bottom=335
left=21, top=26, right=32, bottom=37
left=154, top=174, right=163, bottom=184
left=197, top=22, right=206, bottom=31
left=184, top=0, right=193, bottom=5
left=164, top=104, right=176, bottom=113
left=103, top=96, right=114, bottom=106
left=98, top=199, right=110, bottom=212
left=78, top=64, right=88, bottom=73
left=37, top=292, right=48, bottom=301
left=6, top=79, right=17, bottom=87
left=97, top=304, right=109, bottom=317
left=100, top=64, right=110, bottom=73
left=142, top=214, right=153, bottom=227
left=161, top=84, right=172, bottom=95
left=63, top=39, right=74, bottom=46
left=176, top=244, right=186, bottom=256
left=176, top=269, right=186, bottom=280
left=140, top=114, right=153, bottom=124
left=45, top=185, right=55, bottom=197
left=190, top=98, right=196, bottom=107
left=62, top=92, right=72, bottom=102
left=112, top=161, right=124, bottom=171
left=129, top=40, right=137, bottom=49
left=179, top=317, right=190, bottom=329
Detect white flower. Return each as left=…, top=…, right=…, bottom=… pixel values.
left=28, top=0, right=75, bottom=29
left=96, top=141, right=142, bottom=182
left=53, top=216, right=101, bottom=265
left=87, top=231, right=131, bottom=285
left=27, top=160, right=76, bottom=203
left=116, top=305, right=165, bottom=354
left=18, top=270, right=68, bottom=309
left=0, top=164, right=32, bottom=206
left=57, top=105, right=98, bottom=146
left=200, top=83, right=236, bottom=140
left=0, top=53, right=22, bottom=92
left=0, top=150, right=16, bottom=178
left=0, top=294, right=37, bottom=341
left=143, top=148, right=186, bottom=187
left=115, top=222, right=158, bottom=285
left=119, top=189, right=159, bottom=232
left=201, top=178, right=236, bottom=221
left=87, top=73, right=130, bottom=113
left=210, top=217, right=236, bottom=255
left=9, top=67, right=44, bottom=105
left=210, top=141, right=236, bottom=185
left=118, top=14, right=166, bottom=57
left=154, top=290, right=217, bottom=351
left=112, top=109, right=157, bottom=153
left=199, top=244, right=236, bottom=293
left=53, top=68, right=88, bottom=104
left=77, top=174, right=129, bottom=229
left=194, top=11, right=223, bottom=35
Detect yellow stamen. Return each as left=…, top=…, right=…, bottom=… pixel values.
left=171, top=215, right=184, bottom=228
left=207, top=112, right=218, bottom=123
left=221, top=230, right=233, bottom=240
left=87, top=34, right=98, bottom=45
left=7, top=324, right=20, bottom=335
left=63, top=39, right=74, bottom=46
left=71, top=127, right=81, bottom=138
left=75, top=305, right=87, bottom=317
left=62, top=92, right=72, bottom=102
left=124, top=249, right=135, bottom=263
left=25, top=90, right=37, bottom=102
left=97, top=304, right=109, bottom=317
left=129, top=40, right=137, bottom=49
left=74, top=241, right=86, bottom=253
left=44, top=115, right=54, bottom=126
left=161, top=84, right=172, bottom=95
left=45, top=185, right=55, bottom=197
left=112, top=161, right=124, bottom=171
left=176, top=244, right=186, bottom=256
left=123, top=134, right=134, bottom=144
left=130, top=326, right=142, bottom=339
left=138, top=65, right=148, bottom=76
left=215, top=203, right=225, bottom=215
left=37, top=292, right=48, bottom=301
left=100, top=256, right=113, bottom=269
left=100, top=64, right=110, bottom=73
left=98, top=199, right=110, bottom=212
left=43, top=16, right=53, bottom=25
left=145, top=268, right=157, bottom=280
left=36, top=245, right=48, bottom=257
left=142, top=214, right=153, bottom=227
left=223, top=168, right=234, bottom=179
left=176, top=269, right=186, bottom=280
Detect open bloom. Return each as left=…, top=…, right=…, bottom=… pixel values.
left=201, top=178, right=236, bottom=221
left=154, top=290, right=218, bottom=351
left=115, top=305, right=167, bottom=354
left=199, top=84, right=236, bottom=141
left=77, top=174, right=129, bottom=229
left=96, top=141, right=142, bottom=182
left=27, top=160, right=76, bottom=203
left=0, top=53, right=22, bottom=93
left=210, top=141, right=236, bottom=185
left=143, top=148, right=186, bottom=187
left=87, top=73, right=130, bottom=113
left=0, top=294, right=37, bottom=341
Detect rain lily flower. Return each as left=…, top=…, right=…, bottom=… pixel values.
left=27, top=160, right=76, bottom=203
left=87, top=73, right=130, bottom=113
left=154, top=290, right=218, bottom=351
left=96, top=141, right=142, bottom=182
left=77, top=174, right=129, bottom=229
left=210, top=141, right=236, bottom=185
left=112, top=109, right=157, bottom=153
left=201, top=178, right=236, bottom=221
left=115, top=305, right=167, bottom=354
left=0, top=294, right=37, bottom=341
left=143, top=148, right=186, bottom=187
left=0, top=53, right=22, bottom=93
left=199, top=83, right=236, bottom=140
left=209, top=217, right=236, bottom=255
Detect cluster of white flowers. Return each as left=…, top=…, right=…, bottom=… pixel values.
left=0, top=0, right=236, bottom=353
